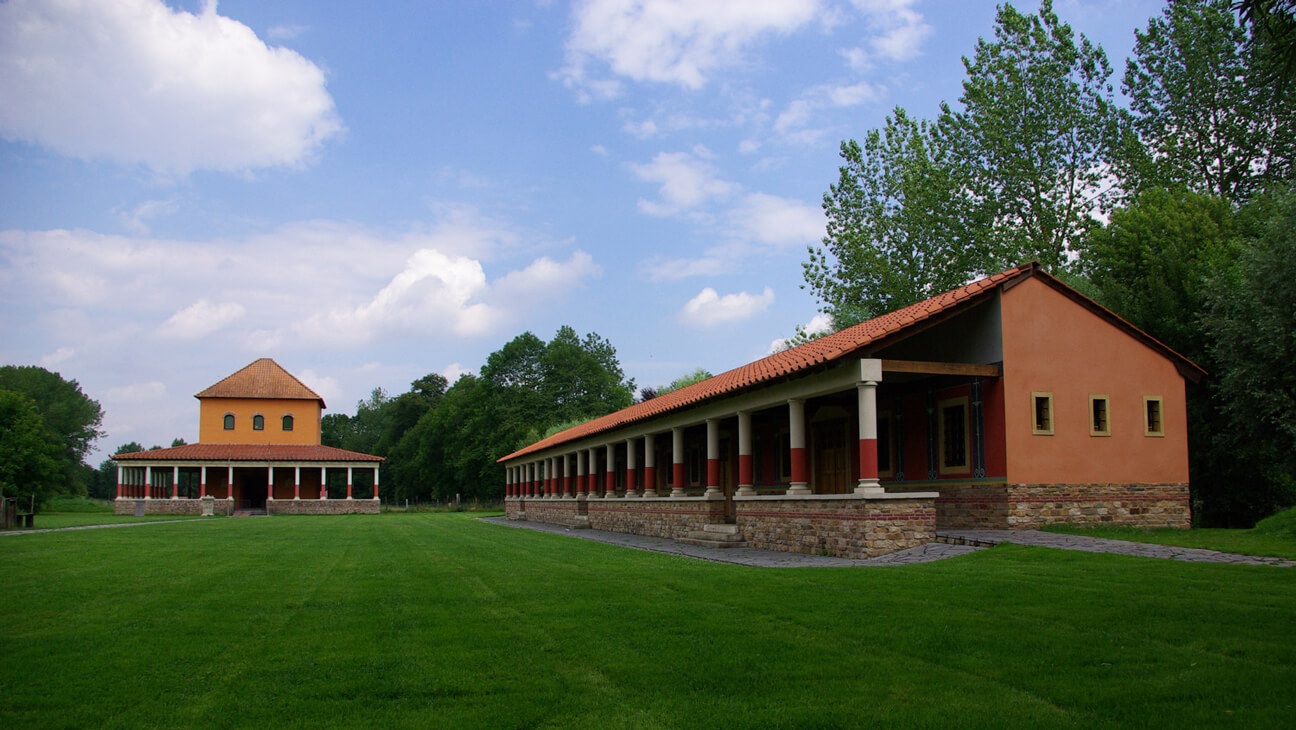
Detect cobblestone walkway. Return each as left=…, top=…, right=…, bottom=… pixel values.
left=481, top=517, right=982, bottom=567
left=0, top=519, right=203, bottom=536
left=939, top=529, right=1296, bottom=567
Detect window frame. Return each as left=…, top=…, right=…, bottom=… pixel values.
left=1089, top=394, right=1111, bottom=437
left=1144, top=396, right=1164, bottom=437
left=252, top=414, right=265, bottom=431
left=1031, top=391, right=1055, bottom=436
left=282, top=414, right=294, bottom=432
left=937, top=396, right=971, bottom=475
left=223, top=413, right=235, bottom=431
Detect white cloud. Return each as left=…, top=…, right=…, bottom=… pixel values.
left=296, top=369, right=342, bottom=407
left=267, top=24, right=308, bottom=40
left=774, top=81, right=883, bottom=140
left=738, top=139, right=761, bottom=154
left=41, top=347, right=75, bottom=367
left=768, top=313, right=833, bottom=352
left=493, top=251, right=602, bottom=296
left=105, top=381, right=168, bottom=404
left=590, top=144, right=610, bottom=156
left=730, top=193, right=825, bottom=246
left=0, top=0, right=342, bottom=174
left=629, top=148, right=739, bottom=217
left=117, top=198, right=180, bottom=235
left=158, top=299, right=246, bottom=340
left=440, top=362, right=472, bottom=383
left=623, top=119, right=660, bottom=138
left=841, top=0, right=931, bottom=69
left=681, top=286, right=774, bottom=326
left=559, top=0, right=822, bottom=93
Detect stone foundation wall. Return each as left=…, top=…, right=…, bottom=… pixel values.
left=587, top=498, right=726, bottom=539
left=505, top=499, right=524, bottom=520
left=736, top=496, right=936, bottom=559
left=892, top=482, right=1191, bottom=529
left=523, top=499, right=586, bottom=527
left=267, top=499, right=380, bottom=515
left=114, top=499, right=233, bottom=516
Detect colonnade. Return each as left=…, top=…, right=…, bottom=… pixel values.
left=505, top=380, right=881, bottom=499
left=115, top=464, right=381, bottom=500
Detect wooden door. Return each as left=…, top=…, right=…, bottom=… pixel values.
left=813, top=420, right=850, bottom=494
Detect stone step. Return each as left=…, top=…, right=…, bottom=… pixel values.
left=935, top=535, right=996, bottom=548
left=677, top=536, right=748, bottom=549
left=702, top=523, right=740, bottom=535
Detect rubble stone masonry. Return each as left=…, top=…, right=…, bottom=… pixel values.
left=902, top=482, right=1191, bottom=529
left=587, top=497, right=726, bottom=539
left=736, top=495, right=937, bottom=559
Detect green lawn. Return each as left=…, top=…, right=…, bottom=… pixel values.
left=10, top=512, right=206, bottom=530
left=2, top=514, right=1293, bottom=729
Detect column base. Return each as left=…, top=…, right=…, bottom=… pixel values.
left=703, top=487, right=722, bottom=499
left=854, top=479, right=884, bottom=496
left=294, top=496, right=301, bottom=501
left=670, top=488, right=685, bottom=497
left=736, top=485, right=756, bottom=496
left=642, top=489, right=658, bottom=498
left=786, top=483, right=811, bottom=495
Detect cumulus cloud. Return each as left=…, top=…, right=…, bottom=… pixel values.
left=0, top=0, right=342, bottom=174
left=559, top=0, right=822, bottom=94
left=493, top=251, right=602, bottom=297
left=681, top=286, right=774, bottom=326
left=629, top=147, right=739, bottom=217
left=104, top=381, right=168, bottom=404
left=158, top=299, right=246, bottom=340
left=729, top=193, right=825, bottom=246
left=774, top=80, right=883, bottom=141
left=41, top=347, right=75, bottom=368
left=295, top=369, right=342, bottom=407
left=440, top=362, right=473, bottom=383
left=841, top=0, right=931, bottom=69
left=768, top=313, right=833, bottom=353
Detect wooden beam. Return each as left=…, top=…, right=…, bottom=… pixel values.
left=880, top=359, right=1001, bottom=377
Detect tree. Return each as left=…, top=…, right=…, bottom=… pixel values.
left=0, top=390, right=62, bottom=510
left=1202, top=186, right=1296, bottom=522
left=1235, top=0, right=1296, bottom=83
left=806, top=109, right=978, bottom=327
left=642, top=368, right=715, bottom=401
left=940, top=0, right=1118, bottom=271
left=0, top=365, right=104, bottom=494
left=1123, top=0, right=1296, bottom=203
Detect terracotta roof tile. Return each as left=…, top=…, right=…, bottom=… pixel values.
left=195, top=358, right=325, bottom=407
left=502, top=264, right=1032, bottom=462
left=114, top=443, right=382, bottom=462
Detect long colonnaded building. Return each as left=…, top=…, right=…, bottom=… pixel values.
left=499, top=263, right=1204, bottom=559
left=114, top=359, right=382, bottom=515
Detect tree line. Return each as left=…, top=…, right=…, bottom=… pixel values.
left=802, top=0, right=1295, bottom=525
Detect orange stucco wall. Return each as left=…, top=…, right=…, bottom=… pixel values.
left=1000, top=277, right=1190, bottom=484
left=198, top=397, right=322, bottom=445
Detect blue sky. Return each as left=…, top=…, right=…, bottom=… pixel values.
left=0, top=0, right=1169, bottom=458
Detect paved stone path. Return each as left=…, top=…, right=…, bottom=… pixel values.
left=0, top=519, right=204, bottom=536
left=939, top=529, right=1296, bottom=567
left=481, top=517, right=982, bottom=567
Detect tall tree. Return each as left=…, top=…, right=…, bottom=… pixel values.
left=0, top=365, right=104, bottom=494
left=940, top=0, right=1118, bottom=271
left=1235, top=0, right=1296, bottom=83
left=806, top=108, right=977, bottom=326
left=0, top=390, right=62, bottom=509
left=1123, top=0, right=1296, bottom=203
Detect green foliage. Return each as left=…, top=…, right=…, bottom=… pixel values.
left=1235, top=0, right=1296, bottom=84
left=0, top=365, right=104, bottom=495
left=1121, top=0, right=1296, bottom=203
left=42, top=495, right=113, bottom=513
left=807, top=109, right=977, bottom=325
left=0, top=389, right=62, bottom=510
left=1255, top=505, right=1296, bottom=538
left=642, top=367, right=715, bottom=401
left=940, top=0, right=1117, bottom=272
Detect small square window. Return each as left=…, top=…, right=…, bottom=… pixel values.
left=1031, top=392, right=1054, bottom=435
left=1089, top=395, right=1111, bottom=437
left=253, top=414, right=264, bottom=431
left=1144, top=397, right=1164, bottom=437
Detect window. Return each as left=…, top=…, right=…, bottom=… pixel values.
left=223, top=414, right=235, bottom=430
left=253, top=414, right=264, bottom=431
left=1031, top=392, right=1054, bottom=435
left=877, top=410, right=894, bottom=478
left=1144, top=396, right=1164, bottom=437
left=1089, top=394, right=1111, bottom=436
left=282, top=415, right=294, bottom=432
left=938, top=397, right=970, bottom=474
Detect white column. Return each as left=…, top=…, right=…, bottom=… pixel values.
left=320, top=466, right=328, bottom=500
left=347, top=466, right=354, bottom=500
left=642, top=432, right=657, bottom=498
left=670, top=426, right=685, bottom=497
left=116, top=465, right=123, bottom=500
left=199, top=466, right=207, bottom=498
left=294, top=466, right=302, bottom=500
left=587, top=448, right=600, bottom=498
left=373, top=466, right=380, bottom=500
left=605, top=443, right=616, bottom=498
left=625, top=437, right=637, bottom=497
left=737, top=410, right=755, bottom=496
left=787, top=398, right=810, bottom=495
left=171, top=466, right=179, bottom=499
left=576, top=449, right=587, bottom=498
left=228, top=465, right=234, bottom=501
left=704, top=418, right=722, bottom=498
left=267, top=465, right=275, bottom=501
left=547, top=457, right=557, bottom=499
left=145, top=466, right=152, bottom=499
left=855, top=380, right=883, bottom=495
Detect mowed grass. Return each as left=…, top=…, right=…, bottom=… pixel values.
left=1044, top=507, right=1296, bottom=560
left=1, top=514, right=1293, bottom=729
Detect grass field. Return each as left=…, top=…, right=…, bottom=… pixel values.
left=1, top=496, right=203, bottom=531
left=1043, top=507, right=1296, bottom=560
left=2, top=513, right=1293, bottom=729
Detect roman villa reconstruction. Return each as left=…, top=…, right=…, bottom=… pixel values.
left=113, top=359, right=382, bottom=516
left=501, top=263, right=1205, bottom=559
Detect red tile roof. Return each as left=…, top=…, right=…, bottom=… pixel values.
left=114, top=444, right=382, bottom=463
left=501, top=262, right=1204, bottom=462
left=195, top=358, right=325, bottom=407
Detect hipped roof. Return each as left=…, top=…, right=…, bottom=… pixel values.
left=501, top=262, right=1204, bottom=463
left=195, top=358, right=325, bottom=408
left=114, top=443, right=382, bottom=463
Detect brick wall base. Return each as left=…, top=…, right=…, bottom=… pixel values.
left=736, top=496, right=936, bottom=559
left=505, top=499, right=524, bottom=520
left=522, top=499, right=587, bottom=527
left=587, top=497, right=725, bottom=539
left=892, top=482, right=1192, bottom=529
left=267, top=500, right=380, bottom=515
left=114, top=499, right=234, bottom=516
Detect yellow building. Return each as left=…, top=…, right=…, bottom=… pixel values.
left=114, top=359, right=381, bottom=516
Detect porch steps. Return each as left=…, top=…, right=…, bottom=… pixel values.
left=678, top=523, right=747, bottom=549
left=934, top=533, right=997, bottom=548
left=233, top=509, right=267, bottom=518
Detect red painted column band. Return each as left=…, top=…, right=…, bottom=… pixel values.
left=627, top=467, right=637, bottom=492
left=738, top=454, right=753, bottom=487
left=706, top=459, right=719, bottom=489
left=672, top=463, right=685, bottom=491
left=606, top=467, right=615, bottom=495
left=859, top=437, right=878, bottom=481
left=643, top=465, right=656, bottom=493
left=790, top=447, right=808, bottom=485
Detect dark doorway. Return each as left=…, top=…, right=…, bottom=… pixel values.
left=240, top=472, right=268, bottom=509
